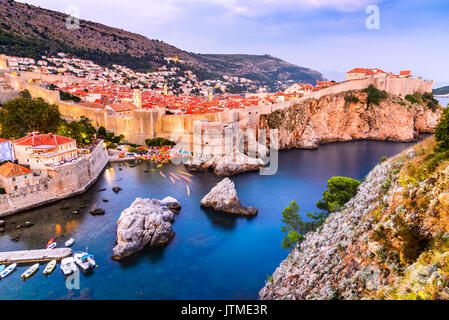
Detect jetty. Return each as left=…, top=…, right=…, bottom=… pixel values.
left=0, top=248, right=72, bottom=264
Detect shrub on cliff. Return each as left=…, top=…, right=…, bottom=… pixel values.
left=344, top=95, right=359, bottom=104
left=0, top=97, right=61, bottom=139
left=362, top=85, right=387, bottom=107
left=435, top=107, right=449, bottom=151
left=316, top=176, right=361, bottom=214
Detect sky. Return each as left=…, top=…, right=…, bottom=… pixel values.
left=17, top=0, right=449, bottom=87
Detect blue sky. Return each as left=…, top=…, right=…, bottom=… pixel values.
left=18, top=0, right=449, bottom=86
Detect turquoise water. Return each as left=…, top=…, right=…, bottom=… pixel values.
left=0, top=140, right=416, bottom=300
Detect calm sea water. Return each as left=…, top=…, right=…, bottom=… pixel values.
left=0, top=140, right=416, bottom=300
left=437, top=97, right=449, bottom=107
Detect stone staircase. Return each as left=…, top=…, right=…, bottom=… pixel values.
left=0, top=70, right=13, bottom=90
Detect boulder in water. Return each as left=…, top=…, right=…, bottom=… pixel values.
left=200, top=178, right=258, bottom=216
left=111, top=198, right=177, bottom=260
left=161, top=196, right=182, bottom=213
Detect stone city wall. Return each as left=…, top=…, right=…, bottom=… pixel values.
left=0, top=141, right=109, bottom=217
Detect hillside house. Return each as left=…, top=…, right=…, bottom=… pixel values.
left=13, top=133, right=78, bottom=170
left=0, top=162, right=34, bottom=193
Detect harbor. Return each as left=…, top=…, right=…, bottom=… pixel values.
left=0, top=248, right=72, bottom=264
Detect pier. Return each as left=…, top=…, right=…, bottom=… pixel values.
left=0, top=248, right=72, bottom=264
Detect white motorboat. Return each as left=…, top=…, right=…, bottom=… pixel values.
left=0, top=263, right=17, bottom=279
left=47, top=242, right=57, bottom=250
left=73, top=252, right=96, bottom=274
left=60, top=257, right=78, bottom=276
left=65, top=238, right=75, bottom=247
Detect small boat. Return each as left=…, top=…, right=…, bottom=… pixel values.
left=170, top=173, right=180, bottom=181
left=170, top=177, right=176, bottom=184
left=46, top=238, right=55, bottom=248
left=74, top=252, right=96, bottom=274
left=65, top=238, right=75, bottom=247
left=43, top=260, right=57, bottom=275
left=21, top=263, right=39, bottom=279
left=160, top=171, right=166, bottom=179
left=177, top=170, right=193, bottom=177
left=0, top=265, right=5, bottom=273
left=186, top=185, right=191, bottom=197
left=60, top=257, right=78, bottom=276
left=47, top=242, right=57, bottom=250
left=0, top=264, right=15, bottom=278
left=180, top=175, right=192, bottom=183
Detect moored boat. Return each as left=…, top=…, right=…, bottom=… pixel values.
left=0, top=265, right=5, bottom=273
left=60, top=257, right=78, bottom=276
left=65, top=238, right=75, bottom=247
left=160, top=171, right=166, bottom=179
left=43, top=260, right=57, bottom=275
left=47, top=242, right=57, bottom=250
left=0, top=263, right=16, bottom=279
left=21, top=263, right=39, bottom=279
left=74, top=252, right=96, bottom=274
left=46, top=238, right=55, bottom=248
left=186, top=185, right=191, bottom=197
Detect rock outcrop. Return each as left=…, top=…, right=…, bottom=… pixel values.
left=260, top=90, right=441, bottom=150
left=187, top=150, right=265, bottom=176
left=200, top=178, right=257, bottom=216
left=112, top=197, right=181, bottom=260
left=259, top=138, right=449, bottom=300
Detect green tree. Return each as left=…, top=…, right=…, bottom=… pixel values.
left=281, top=201, right=303, bottom=249
left=435, top=107, right=449, bottom=151
left=316, top=176, right=361, bottom=214
left=0, top=97, right=61, bottom=139
left=19, top=89, right=32, bottom=99
left=97, top=126, right=107, bottom=137
left=57, top=116, right=96, bottom=146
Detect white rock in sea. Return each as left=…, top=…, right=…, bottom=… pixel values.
left=112, top=197, right=180, bottom=260
left=200, top=178, right=258, bottom=216
left=161, top=196, right=182, bottom=213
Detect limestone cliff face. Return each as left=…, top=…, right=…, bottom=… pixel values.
left=260, top=91, right=441, bottom=149
left=259, top=138, right=449, bottom=300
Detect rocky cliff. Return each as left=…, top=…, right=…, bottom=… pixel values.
left=260, top=90, right=441, bottom=150
left=260, top=137, right=449, bottom=300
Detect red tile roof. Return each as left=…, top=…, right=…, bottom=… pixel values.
left=0, top=138, right=9, bottom=143
left=14, top=133, right=75, bottom=147
left=0, top=162, right=32, bottom=178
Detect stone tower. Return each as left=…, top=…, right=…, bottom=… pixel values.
left=133, top=88, right=142, bottom=108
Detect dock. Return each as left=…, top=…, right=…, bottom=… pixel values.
left=0, top=248, right=72, bottom=264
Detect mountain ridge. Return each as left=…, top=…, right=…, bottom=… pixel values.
left=0, top=0, right=325, bottom=91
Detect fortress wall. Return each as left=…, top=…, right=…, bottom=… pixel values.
left=17, top=71, right=82, bottom=84
left=0, top=141, right=109, bottom=217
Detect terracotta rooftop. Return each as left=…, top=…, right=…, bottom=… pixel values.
left=0, top=138, right=9, bottom=143
left=0, top=162, right=32, bottom=178
left=14, top=133, right=75, bottom=147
